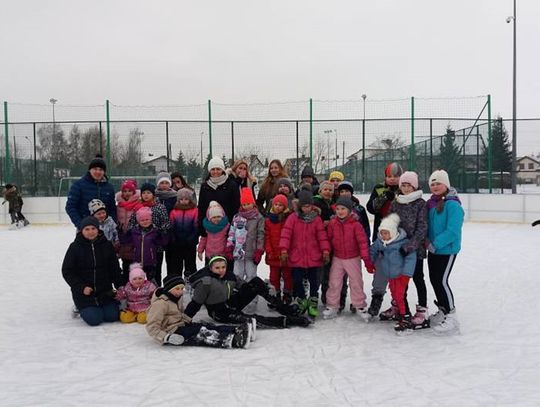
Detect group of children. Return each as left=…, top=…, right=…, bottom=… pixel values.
left=61, top=160, right=464, bottom=349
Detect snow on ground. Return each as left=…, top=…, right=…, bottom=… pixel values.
left=1, top=222, right=540, bottom=406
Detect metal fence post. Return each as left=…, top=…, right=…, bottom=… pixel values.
left=295, top=121, right=299, bottom=185
left=410, top=96, right=415, bottom=170
left=231, top=121, right=235, bottom=163
left=3, top=101, right=10, bottom=183
left=487, top=94, right=492, bottom=193
left=476, top=125, right=480, bottom=193
left=309, top=98, right=313, bottom=168
left=165, top=121, right=170, bottom=172
left=33, top=122, right=37, bottom=195
left=208, top=100, right=213, bottom=157
left=362, top=118, right=366, bottom=193
left=106, top=100, right=111, bottom=173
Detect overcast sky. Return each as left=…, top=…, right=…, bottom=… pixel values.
left=1, top=0, right=539, bottom=121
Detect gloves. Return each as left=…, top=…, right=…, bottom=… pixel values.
left=427, top=243, right=436, bottom=254
left=279, top=251, right=288, bottom=266
left=323, top=251, right=331, bottom=265
left=384, top=190, right=395, bottom=201
left=164, top=333, right=184, bottom=346
left=225, top=247, right=234, bottom=261
left=399, top=247, right=409, bottom=257
left=253, top=249, right=264, bottom=265
left=366, top=263, right=376, bottom=274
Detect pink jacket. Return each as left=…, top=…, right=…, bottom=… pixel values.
left=116, top=191, right=142, bottom=233
left=116, top=280, right=157, bottom=313
left=327, top=214, right=373, bottom=267
left=279, top=211, right=330, bottom=268
left=198, top=224, right=230, bottom=258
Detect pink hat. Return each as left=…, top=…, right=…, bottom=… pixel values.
left=129, top=263, right=146, bottom=283
left=399, top=171, right=419, bottom=190
left=272, top=194, right=288, bottom=208
left=136, top=207, right=152, bottom=223
left=207, top=201, right=225, bottom=219
left=121, top=179, right=137, bottom=192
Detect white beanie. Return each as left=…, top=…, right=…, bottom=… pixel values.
left=379, top=213, right=400, bottom=240
left=429, top=170, right=451, bottom=189
left=208, top=157, right=226, bottom=172
left=207, top=200, right=225, bottom=219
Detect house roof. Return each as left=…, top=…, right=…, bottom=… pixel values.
left=143, top=155, right=177, bottom=165
left=517, top=156, right=540, bottom=164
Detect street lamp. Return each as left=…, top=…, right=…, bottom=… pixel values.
left=506, top=1, right=517, bottom=194
left=361, top=94, right=367, bottom=192
left=49, top=98, right=57, bottom=138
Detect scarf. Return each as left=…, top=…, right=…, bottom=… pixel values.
left=140, top=200, right=156, bottom=208
left=298, top=209, right=319, bottom=223
left=238, top=207, right=260, bottom=220
left=118, top=198, right=143, bottom=212
left=267, top=208, right=289, bottom=224
left=396, top=189, right=423, bottom=205
left=155, top=189, right=178, bottom=201
left=203, top=215, right=229, bottom=234
left=426, top=187, right=461, bottom=212
left=206, top=174, right=228, bottom=190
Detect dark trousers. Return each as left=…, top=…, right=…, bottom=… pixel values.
left=9, top=211, right=26, bottom=224
left=79, top=302, right=119, bottom=326
left=404, top=258, right=427, bottom=309
left=174, top=322, right=236, bottom=346
left=428, top=253, right=457, bottom=313
left=166, top=243, right=197, bottom=278
left=292, top=267, right=319, bottom=299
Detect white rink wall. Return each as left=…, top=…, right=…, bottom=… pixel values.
left=2, top=194, right=540, bottom=225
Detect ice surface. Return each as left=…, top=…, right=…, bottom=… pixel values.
left=1, top=223, right=540, bottom=406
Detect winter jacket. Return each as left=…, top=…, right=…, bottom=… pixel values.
left=327, top=214, right=373, bottom=267
left=198, top=175, right=240, bottom=236
left=169, top=206, right=199, bottom=246
left=198, top=216, right=230, bottom=259
left=313, top=195, right=334, bottom=222
left=2, top=186, right=23, bottom=212
left=115, top=190, right=142, bottom=233
left=65, top=172, right=116, bottom=229
left=227, top=208, right=265, bottom=260
left=145, top=290, right=192, bottom=344
left=426, top=189, right=464, bottom=255
left=155, top=189, right=178, bottom=214
left=99, top=216, right=119, bottom=243
left=184, top=267, right=238, bottom=318
left=127, top=201, right=170, bottom=233
left=279, top=208, right=330, bottom=268
left=369, top=229, right=417, bottom=279
left=351, top=196, right=371, bottom=243
left=257, top=177, right=281, bottom=214
left=122, top=226, right=169, bottom=267
left=62, top=231, right=122, bottom=309
left=366, top=183, right=399, bottom=242
left=391, top=191, right=427, bottom=258
left=116, top=280, right=157, bottom=313
left=264, top=210, right=290, bottom=267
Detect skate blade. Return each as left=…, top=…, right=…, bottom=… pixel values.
left=412, top=322, right=431, bottom=330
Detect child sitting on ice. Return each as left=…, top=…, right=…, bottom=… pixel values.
left=116, top=263, right=157, bottom=324
left=88, top=199, right=119, bottom=246
left=197, top=201, right=230, bottom=264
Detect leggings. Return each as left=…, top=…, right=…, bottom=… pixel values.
left=428, top=253, right=457, bottom=313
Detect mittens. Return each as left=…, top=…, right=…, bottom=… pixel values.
left=323, top=251, right=331, bottom=265
left=253, top=249, right=264, bottom=265
left=279, top=251, right=288, bottom=266
left=164, top=333, right=184, bottom=346
left=384, top=190, right=395, bottom=201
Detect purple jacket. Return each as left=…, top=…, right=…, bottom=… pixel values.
left=123, top=226, right=168, bottom=267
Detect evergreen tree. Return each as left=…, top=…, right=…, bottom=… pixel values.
left=438, top=125, right=462, bottom=184
left=482, top=117, right=512, bottom=172
left=176, top=150, right=187, bottom=174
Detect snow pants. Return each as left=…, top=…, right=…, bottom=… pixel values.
left=269, top=266, right=293, bottom=294
left=233, top=258, right=259, bottom=313
left=326, top=257, right=367, bottom=309
left=388, top=275, right=411, bottom=315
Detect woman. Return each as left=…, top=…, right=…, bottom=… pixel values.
left=197, top=157, right=241, bottom=236
left=229, top=159, right=257, bottom=197
left=65, top=155, right=116, bottom=230
left=256, top=159, right=288, bottom=214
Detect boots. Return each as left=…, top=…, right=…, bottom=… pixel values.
left=394, top=314, right=413, bottom=334
left=432, top=310, right=460, bottom=336
left=307, top=297, right=319, bottom=318
left=295, top=297, right=309, bottom=315
left=411, top=305, right=430, bottom=329
left=268, top=291, right=281, bottom=310
left=322, top=307, right=339, bottom=319
left=231, top=322, right=252, bottom=348
left=379, top=300, right=399, bottom=321
left=429, top=303, right=447, bottom=327
left=367, top=294, right=383, bottom=317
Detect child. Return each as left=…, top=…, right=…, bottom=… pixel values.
left=277, top=178, right=295, bottom=209
left=265, top=194, right=293, bottom=304
left=62, top=216, right=122, bottom=326
left=115, top=179, right=141, bottom=234
left=123, top=207, right=168, bottom=283
left=116, top=263, right=157, bottom=324
left=366, top=162, right=403, bottom=318
left=166, top=188, right=199, bottom=279
left=88, top=199, right=119, bottom=245
left=145, top=274, right=251, bottom=348
left=328, top=171, right=345, bottom=201
left=426, top=170, right=464, bottom=335
left=323, top=197, right=375, bottom=320
left=155, top=172, right=178, bottom=214
left=369, top=213, right=416, bottom=333
left=279, top=190, right=330, bottom=318
left=227, top=188, right=265, bottom=313
left=197, top=201, right=230, bottom=264
left=387, top=171, right=429, bottom=329
left=2, top=184, right=29, bottom=228
left=184, top=256, right=309, bottom=328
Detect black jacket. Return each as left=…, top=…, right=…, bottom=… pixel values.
left=62, top=231, right=122, bottom=309
left=366, top=183, right=399, bottom=242
left=197, top=175, right=240, bottom=236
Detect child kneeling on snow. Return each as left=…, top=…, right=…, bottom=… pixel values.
left=370, top=213, right=416, bottom=333
left=145, top=275, right=251, bottom=348
left=115, top=263, right=157, bottom=324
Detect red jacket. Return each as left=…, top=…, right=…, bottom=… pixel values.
left=264, top=211, right=290, bottom=267
left=279, top=210, right=330, bottom=268
left=327, top=214, right=373, bottom=268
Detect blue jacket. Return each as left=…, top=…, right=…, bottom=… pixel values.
left=370, top=229, right=417, bottom=279
left=427, top=199, right=464, bottom=255
left=65, top=173, right=116, bottom=229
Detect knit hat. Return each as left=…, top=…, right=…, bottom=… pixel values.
left=177, top=188, right=196, bottom=205
left=209, top=255, right=228, bottom=267
left=272, top=194, right=288, bottom=208
left=80, top=216, right=100, bottom=230
left=278, top=178, right=293, bottom=191
left=318, top=180, right=335, bottom=193
left=240, top=187, right=256, bottom=205
left=301, top=165, right=315, bottom=179
left=129, top=263, right=146, bottom=283
left=88, top=154, right=106, bottom=171
left=207, top=200, right=225, bottom=219
left=156, top=172, right=172, bottom=187
left=379, top=213, right=400, bottom=240
left=335, top=196, right=353, bottom=212
left=88, top=199, right=106, bottom=215
left=399, top=171, right=419, bottom=190
left=429, top=169, right=451, bottom=189
left=337, top=180, right=354, bottom=194
left=384, top=162, right=403, bottom=177
left=162, top=275, right=185, bottom=292
left=298, top=190, right=313, bottom=206
left=329, top=171, right=345, bottom=182
left=140, top=183, right=155, bottom=195
left=121, top=179, right=137, bottom=192
left=136, top=207, right=153, bottom=223
left=208, top=156, right=226, bottom=172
